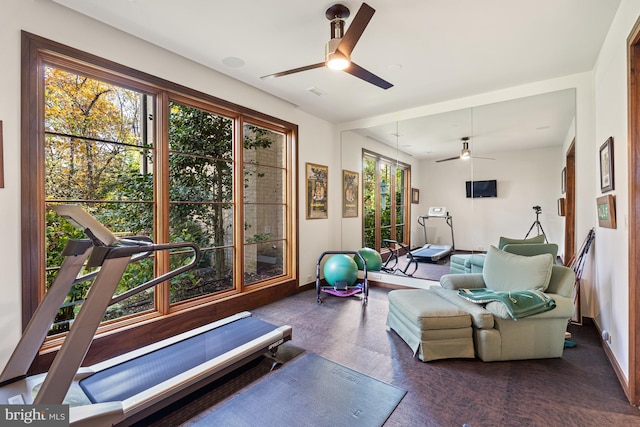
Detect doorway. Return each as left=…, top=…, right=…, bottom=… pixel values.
left=627, top=15, right=640, bottom=407
left=564, top=140, right=576, bottom=265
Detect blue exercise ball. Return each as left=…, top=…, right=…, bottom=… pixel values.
left=354, top=247, right=382, bottom=271
left=323, top=254, right=358, bottom=286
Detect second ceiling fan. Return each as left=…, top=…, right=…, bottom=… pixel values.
left=261, top=3, right=393, bottom=89
left=436, top=137, right=495, bottom=163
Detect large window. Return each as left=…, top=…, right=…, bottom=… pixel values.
left=362, top=150, right=410, bottom=251
left=22, top=33, right=298, bottom=358
left=44, top=67, right=156, bottom=333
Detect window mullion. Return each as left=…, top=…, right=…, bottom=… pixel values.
left=155, top=91, right=171, bottom=314
left=236, top=117, right=244, bottom=291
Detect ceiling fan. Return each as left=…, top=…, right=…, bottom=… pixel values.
left=436, top=137, right=495, bottom=163
left=260, top=3, right=393, bottom=89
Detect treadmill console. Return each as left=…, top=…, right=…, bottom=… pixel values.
left=428, top=207, right=447, bottom=217
left=52, top=204, right=118, bottom=246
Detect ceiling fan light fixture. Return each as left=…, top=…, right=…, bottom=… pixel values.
left=460, top=141, right=471, bottom=159
left=261, top=3, right=392, bottom=89
left=326, top=52, right=350, bottom=70
left=326, top=38, right=350, bottom=70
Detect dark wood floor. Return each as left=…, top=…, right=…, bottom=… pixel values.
left=149, top=286, right=640, bottom=427
left=255, top=287, right=640, bottom=426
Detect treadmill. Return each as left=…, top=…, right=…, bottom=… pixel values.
left=410, top=207, right=455, bottom=262
left=0, top=205, right=292, bottom=426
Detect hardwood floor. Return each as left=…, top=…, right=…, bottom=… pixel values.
left=146, top=286, right=640, bottom=426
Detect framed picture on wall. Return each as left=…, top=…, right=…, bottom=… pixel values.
left=599, top=136, right=614, bottom=193
left=342, top=170, right=358, bottom=218
left=411, top=188, right=420, bottom=204
left=557, top=198, right=566, bottom=216
left=597, top=194, right=616, bottom=229
left=306, top=162, right=328, bottom=219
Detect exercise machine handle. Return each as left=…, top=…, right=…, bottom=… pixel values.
left=110, top=242, right=201, bottom=305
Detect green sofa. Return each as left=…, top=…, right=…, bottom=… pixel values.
left=449, top=234, right=558, bottom=274
left=434, top=246, right=575, bottom=361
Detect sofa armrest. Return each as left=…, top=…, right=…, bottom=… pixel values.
left=530, top=293, right=574, bottom=319
left=440, top=273, right=486, bottom=290
left=485, top=293, right=574, bottom=320
left=546, top=265, right=575, bottom=298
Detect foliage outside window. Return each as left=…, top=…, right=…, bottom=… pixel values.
left=45, top=67, right=156, bottom=333
left=30, top=39, right=296, bottom=339
left=362, top=150, right=409, bottom=251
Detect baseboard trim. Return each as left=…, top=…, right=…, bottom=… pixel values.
left=587, top=316, right=631, bottom=403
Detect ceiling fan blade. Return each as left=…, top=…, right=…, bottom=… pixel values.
left=470, top=156, right=495, bottom=160
left=261, top=62, right=325, bottom=79
left=336, top=3, right=375, bottom=57
left=344, top=62, right=393, bottom=89
left=435, top=156, right=460, bottom=163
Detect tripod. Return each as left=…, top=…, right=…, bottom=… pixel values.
left=525, top=207, right=548, bottom=242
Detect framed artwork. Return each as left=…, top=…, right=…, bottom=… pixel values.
left=557, top=198, right=566, bottom=216
left=561, top=167, right=566, bottom=194
left=411, top=188, right=420, bottom=204
left=597, top=194, right=616, bottom=229
left=599, top=137, right=614, bottom=193
left=306, top=162, right=328, bottom=219
left=342, top=170, right=359, bottom=218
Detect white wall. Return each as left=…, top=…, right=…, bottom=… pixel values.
left=589, top=0, right=640, bottom=382
left=420, top=146, right=563, bottom=252
left=340, top=132, right=565, bottom=260
left=0, top=0, right=339, bottom=368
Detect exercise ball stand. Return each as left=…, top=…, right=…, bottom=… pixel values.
left=315, top=250, right=369, bottom=305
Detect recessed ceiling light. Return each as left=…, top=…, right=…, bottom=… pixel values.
left=389, top=64, right=403, bottom=71
left=222, top=57, right=245, bottom=68
left=536, top=125, right=551, bottom=130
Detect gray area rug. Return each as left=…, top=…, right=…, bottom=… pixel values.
left=390, top=254, right=450, bottom=281
left=185, top=352, right=406, bottom=427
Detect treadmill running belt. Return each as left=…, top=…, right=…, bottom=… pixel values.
left=411, top=248, right=441, bottom=258
left=79, top=316, right=278, bottom=403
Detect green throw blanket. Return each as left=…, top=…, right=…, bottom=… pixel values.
left=457, top=288, right=556, bottom=320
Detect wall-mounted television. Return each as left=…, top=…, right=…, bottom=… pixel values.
left=466, top=180, right=497, bottom=198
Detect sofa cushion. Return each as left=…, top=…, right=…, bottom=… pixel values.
left=431, top=286, right=494, bottom=329
left=387, top=289, right=471, bottom=330
left=482, top=245, right=553, bottom=292
left=498, top=234, right=545, bottom=250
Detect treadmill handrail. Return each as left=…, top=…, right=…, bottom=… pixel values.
left=416, top=214, right=455, bottom=251
left=109, top=242, right=201, bottom=305
left=25, top=207, right=202, bottom=405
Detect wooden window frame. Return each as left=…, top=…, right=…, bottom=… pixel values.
left=21, top=31, right=299, bottom=373
left=361, top=149, right=410, bottom=251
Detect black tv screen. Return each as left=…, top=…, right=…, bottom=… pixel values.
left=466, top=180, right=497, bottom=198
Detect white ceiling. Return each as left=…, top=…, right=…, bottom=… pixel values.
left=50, top=0, right=620, bottom=158
left=353, top=88, right=576, bottom=160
